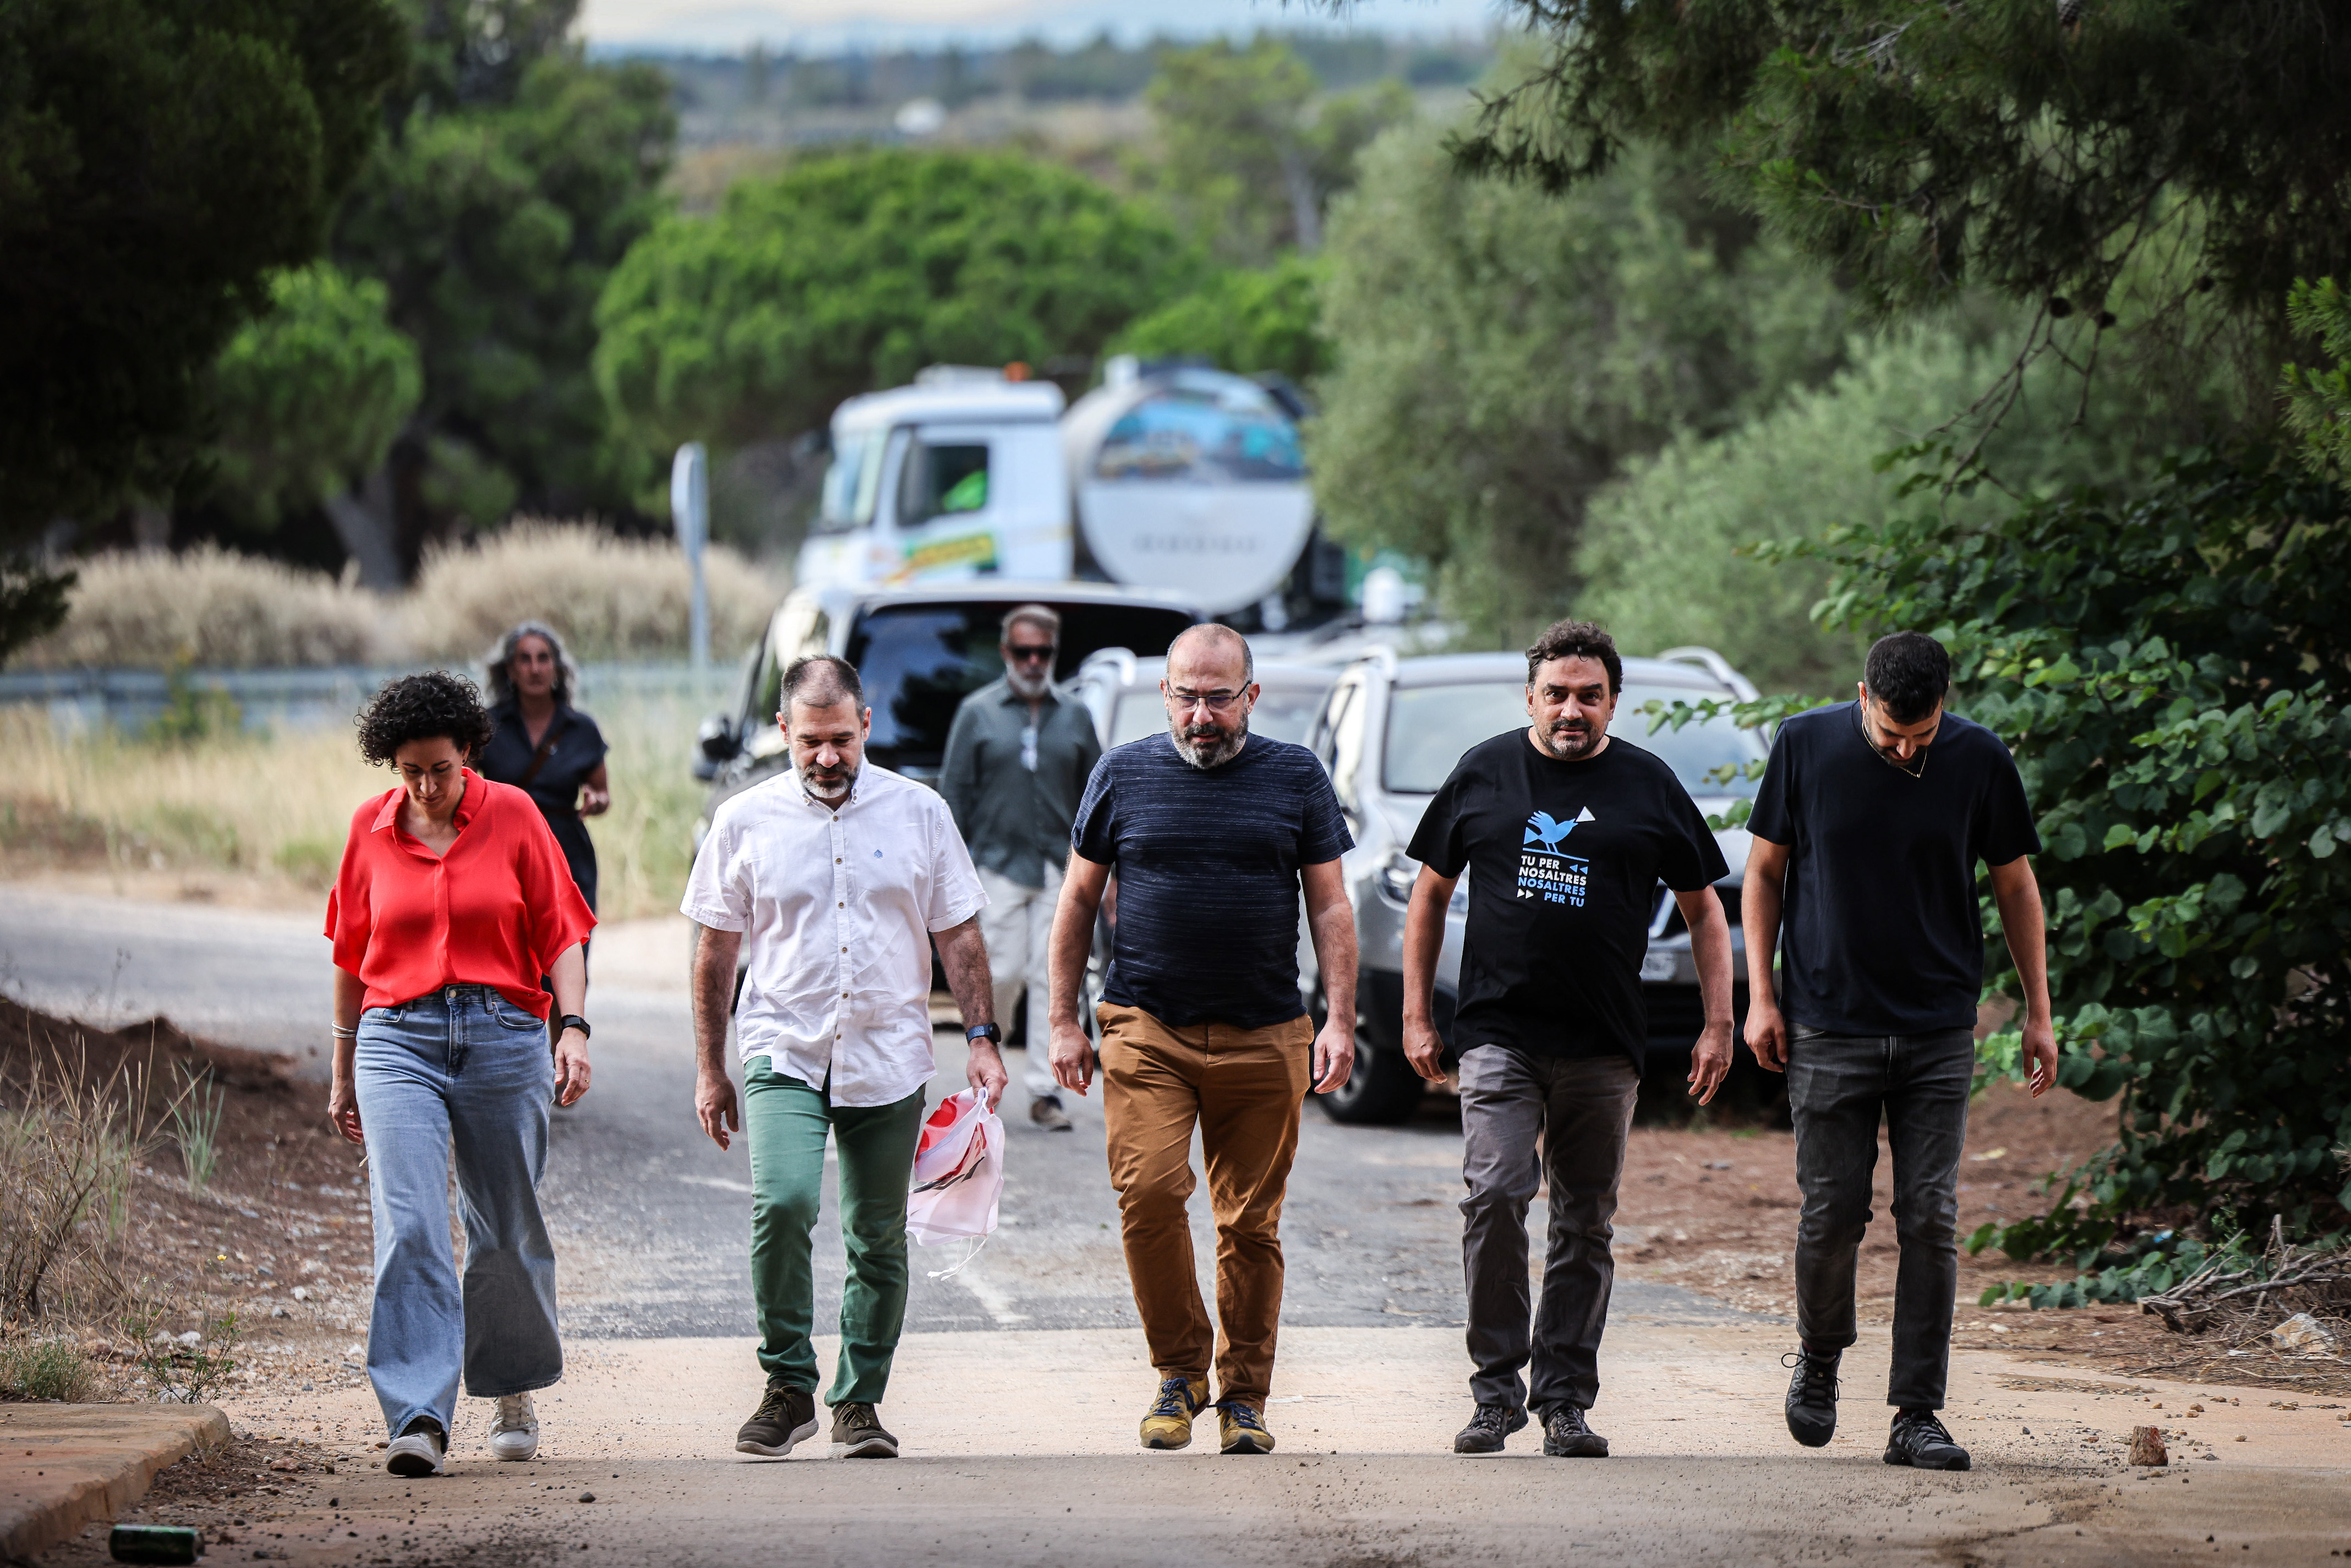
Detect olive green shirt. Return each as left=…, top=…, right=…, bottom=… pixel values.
left=938, top=678, right=1105, bottom=889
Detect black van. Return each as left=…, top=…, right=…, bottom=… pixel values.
left=694, top=583, right=1202, bottom=827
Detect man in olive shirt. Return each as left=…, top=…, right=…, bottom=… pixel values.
left=939, top=604, right=1103, bottom=1130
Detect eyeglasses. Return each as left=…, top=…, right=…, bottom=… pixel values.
left=1005, top=644, right=1057, bottom=664
left=1167, top=687, right=1248, bottom=713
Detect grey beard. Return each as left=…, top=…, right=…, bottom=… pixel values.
left=1171, top=722, right=1247, bottom=769
left=1004, top=665, right=1050, bottom=700
left=801, top=766, right=856, bottom=799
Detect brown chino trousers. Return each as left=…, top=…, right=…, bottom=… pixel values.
left=1097, top=1002, right=1313, bottom=1406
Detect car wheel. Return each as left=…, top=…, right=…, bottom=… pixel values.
left=1319, top=1026, right=1425, bottom=1126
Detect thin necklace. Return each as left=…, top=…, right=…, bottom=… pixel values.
left=1856, top=704, right=1928, bottom=779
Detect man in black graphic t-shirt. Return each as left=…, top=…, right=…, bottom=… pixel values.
left=1745, top=631, right=2055, bottom=1474
left=1402, top=620, right=1734, bottom=1459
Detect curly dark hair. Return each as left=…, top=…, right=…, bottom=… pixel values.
left=1525, top=618, right=1622, bottom=697
left=356, top=671, right=495, bottom=766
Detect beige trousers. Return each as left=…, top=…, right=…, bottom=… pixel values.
left=977, top=862, right=1061, bottom=1102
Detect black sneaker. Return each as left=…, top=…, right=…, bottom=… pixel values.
left=1540, top=1406, right=1609, bottom=1458
left=1884, top=1408, right=1970, bottom=1471
left=1453, top=1403, right=1527, bottom=1454
left=735, top=1383, right=818, bottom=1457
left=1783, top=1345, right=1840, bottom=1448
left=830, top=1401, right=899, bottom=1458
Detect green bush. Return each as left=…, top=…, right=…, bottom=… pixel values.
left=1112, top=255, right=1330, bottom=385
left=1792, top=448, right=2351, bottom=1273
left=0, top=1336, right=98, bottom=1402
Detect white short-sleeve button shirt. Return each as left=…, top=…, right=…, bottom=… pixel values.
left=680, top=764, right=987, bottom=1106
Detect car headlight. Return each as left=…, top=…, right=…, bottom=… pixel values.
left=1375, top=853, right=1419, bottom=908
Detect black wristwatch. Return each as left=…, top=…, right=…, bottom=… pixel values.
left=559, top=1014, right=592, bottom=1040
left=965, top=1023, right=1001, bottom=1046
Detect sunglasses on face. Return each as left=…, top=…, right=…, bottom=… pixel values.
left=1006, top=643, right=1056, bottom=664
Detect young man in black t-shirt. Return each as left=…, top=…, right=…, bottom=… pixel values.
left=1402, top=620, right=1735, bottom=1458
left=1744, top=632, right=2057, bottom=1473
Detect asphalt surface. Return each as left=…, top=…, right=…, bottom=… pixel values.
left=0, top=887, right=1754, bottom=1345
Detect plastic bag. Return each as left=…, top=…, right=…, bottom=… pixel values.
left=905, top=1089, right=1003, bottom=1275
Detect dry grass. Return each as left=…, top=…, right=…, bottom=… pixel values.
left=15, top=523, right=781, bottom=670
left=402, top=519, right=777, bottom=663
left=16, top=546, right=400, bottom=669
left=0, top=692, right=707, bottom=921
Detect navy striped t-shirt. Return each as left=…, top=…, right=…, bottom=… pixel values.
left=1071, top=731, right=1353, bottom=1029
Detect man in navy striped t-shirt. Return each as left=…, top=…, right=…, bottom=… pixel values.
left=1045, top=624, right=1358, bottom=1457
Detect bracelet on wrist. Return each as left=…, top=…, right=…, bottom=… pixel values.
left=331, top=1024, right=357, bottom=1039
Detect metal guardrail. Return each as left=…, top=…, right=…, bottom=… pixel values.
left=0, top=663, right=734, bottom=736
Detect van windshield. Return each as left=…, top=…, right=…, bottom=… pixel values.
left=1382, top=682, right=1767, bottom=797
left=816, top=428, right=889, bottom=533
left=847, top=602, right=1198, bottom=778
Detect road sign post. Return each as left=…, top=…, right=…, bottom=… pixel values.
left=670, top=442, right=710, bottom=676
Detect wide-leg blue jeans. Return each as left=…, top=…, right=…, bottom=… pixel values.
left=354, top=985, right=562, bottom=1441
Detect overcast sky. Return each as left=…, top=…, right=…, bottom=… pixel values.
left=579, top=0, right=1506, bottom=54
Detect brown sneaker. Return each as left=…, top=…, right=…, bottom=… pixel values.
left=1140, top=1375, right=1209, bottom=1450
left=735, top=1383, right=818, bottom=1457
left=829, top=1401, right=898, bottom=1458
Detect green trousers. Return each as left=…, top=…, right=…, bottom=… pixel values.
left=742, top=1057, right=926, bottom=1404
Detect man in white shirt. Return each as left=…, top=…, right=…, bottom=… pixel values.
left=682, top=654, right=1005, bottom=1462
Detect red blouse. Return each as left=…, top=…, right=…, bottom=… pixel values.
left=326, top=770, right=595, bottom=1016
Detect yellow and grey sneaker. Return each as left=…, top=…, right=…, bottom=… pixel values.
left=1218, top=1400, right=1276, bottom=1455
left=1139, top=1375, right=1209, bottom=1450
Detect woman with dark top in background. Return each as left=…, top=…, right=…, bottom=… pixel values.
left=327, top=671, right=595, bottom=1477
left=479, top=621, right=610, bottom=912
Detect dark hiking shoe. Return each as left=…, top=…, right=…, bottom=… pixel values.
left=1540, top=1406, right=1609, bottom=1458
left=1030, top=1096, right=1074, bottom=1131
left=1453, top=1403, right=1527, bottom=1454
left=735, top=1384, right=818, bottom=1457
left=1884, top=1408, right=1971, bottom=1471
left=830, top=1401, right=899, bottom=1458
left=1783, top=1345, right=1841, bottom=1448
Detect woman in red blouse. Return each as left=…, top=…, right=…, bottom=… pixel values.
left=327, top=671, right=595, bottom=1478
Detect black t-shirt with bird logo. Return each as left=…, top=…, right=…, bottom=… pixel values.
left=1409, top=729, right=1727, bottom=1065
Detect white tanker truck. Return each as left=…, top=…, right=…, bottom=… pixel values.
left=793, top=359, right=1338, bottom=622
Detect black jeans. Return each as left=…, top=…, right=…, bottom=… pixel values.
left=1457, top=1046, right=1640, bottom=1417
left=1787, top=1026, right=1973, bottom=1411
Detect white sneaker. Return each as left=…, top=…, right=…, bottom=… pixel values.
left=489, top=1393, right=540, bottom=1461
left=385, top=1424, right=446, bottom=1477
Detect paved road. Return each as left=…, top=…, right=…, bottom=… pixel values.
left=0, top=887, right=1752, bottom=1343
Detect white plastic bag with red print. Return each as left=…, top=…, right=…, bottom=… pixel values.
left=905, top=1089, right=1003, bottom=1275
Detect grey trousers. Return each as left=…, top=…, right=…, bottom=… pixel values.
left=1457, top=1045, right=1640, bottom=1417
left=1786, top=1026, right=1974, bottom=1411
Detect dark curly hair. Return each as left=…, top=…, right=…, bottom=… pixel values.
left=1525, top=618, right=1622, bottom=697
left=356, top=671, right=495, bottom=766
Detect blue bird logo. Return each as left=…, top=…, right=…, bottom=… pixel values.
left=1525, top=810, right=1577, bottom=849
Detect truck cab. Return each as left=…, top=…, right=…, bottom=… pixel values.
left=795, top=370, right=1072, bottom=593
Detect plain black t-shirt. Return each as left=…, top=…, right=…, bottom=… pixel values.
left=1408, top=729, right=1728, bottom=1068
left=480, top=700, right=609, bottom=911
left=1745, top=701, right=2040, bottom=1035
left=1073, top=731, right=1353, bottom=1030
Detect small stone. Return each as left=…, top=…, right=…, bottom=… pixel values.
left=2128, top=1425, right=2168, bottom=1466
left=578, top=1491, right=596, bottom=1504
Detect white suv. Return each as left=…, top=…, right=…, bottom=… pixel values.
left=1299, top=647, right=1767, bottom=1124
